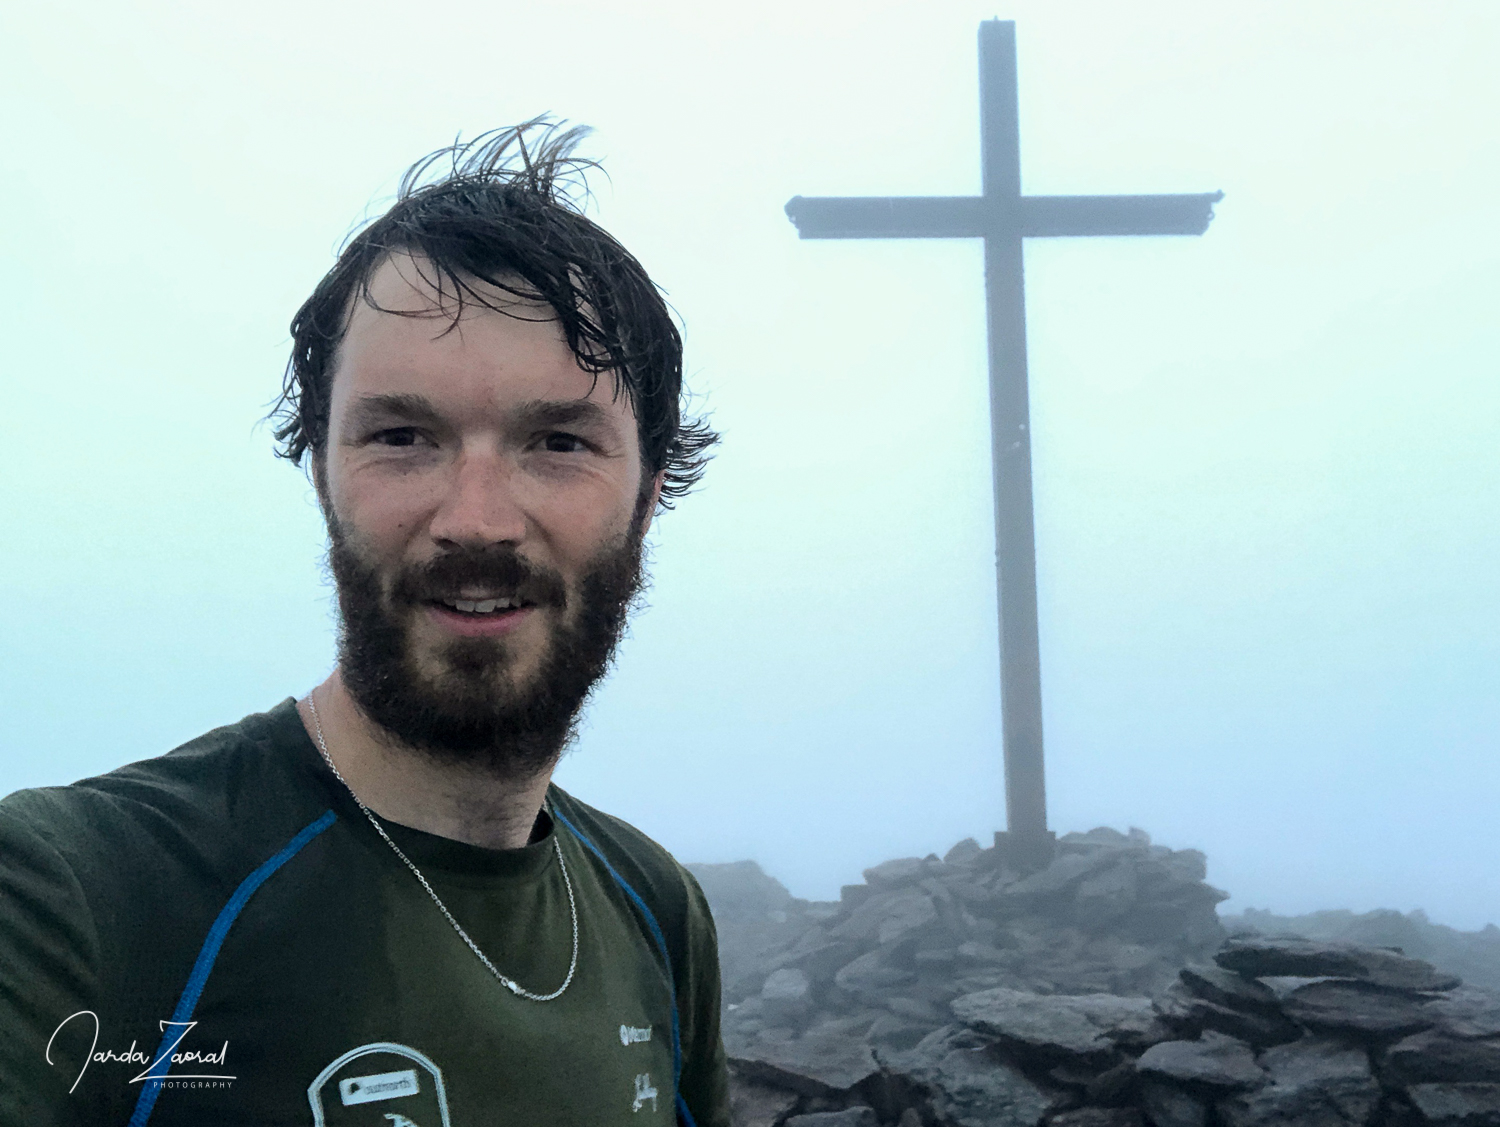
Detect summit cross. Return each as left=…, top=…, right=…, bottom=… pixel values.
left=785, top=20, right=1221, bottom=867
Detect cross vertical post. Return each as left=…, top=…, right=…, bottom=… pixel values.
left=785, top=20, right=1221, bottom=869
left=977, top=22, right=1049, bottom=857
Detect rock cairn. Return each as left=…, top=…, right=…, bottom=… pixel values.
left=690, top=832, right=1500, bottom=1127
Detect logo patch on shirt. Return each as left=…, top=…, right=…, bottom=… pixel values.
left=309, top=1043, right=451, bottom=1127
left=339, top=1068, right=420, bottom=1105
left=619, top=1024, right=653, bottom=1046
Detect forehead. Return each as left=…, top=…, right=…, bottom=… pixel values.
left=332, top=252, right=626, bottom=412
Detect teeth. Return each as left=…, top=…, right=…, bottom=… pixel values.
left=443, top=596, right=521, bottom=614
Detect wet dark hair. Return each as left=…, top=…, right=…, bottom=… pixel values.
left=269, top=118, right=716, bottom=508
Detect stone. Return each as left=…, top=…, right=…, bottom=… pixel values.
left=1049, top=1110, right=1143, bottom=1127
left=878, top=895, right=944, bottom=948
left=952, top=987, right=1157, bottom=1060
left=784, top=1109, right=878, bottom=1127
left=1075, top=864, right=1140, bottom=926
left=1281, top=979, right=1439, bottom=1038
left=887, top=997, right=947, bottom=1024
left=728, top=1030, right=882, bottom=1098
left=805, top=1013, right=883, bottom=1041
left=958, top=941, right=1015, bottom=967
left=1385, top=1029, right=1500, bottom=1085
left=1218, top=1037, right=1380, bottom=1127
left=1406, top=1083, right=1500, bottom=1126
left=831, top=890, right=941, bottom=949
left=867, top=1011, right=941, bottom=1051
left=918, top=949, right=959, bottom=977
left=1006, top=852, right=1117, bottom=903
left=728, top=1072, right=800, bottom=1127
left=1140, top=1079, right=1206, bottom=1127
left=893, top=1024, right=1053, bottom=1127
left=693, top=860, right=821, bottom=1005
left=1050, top=1059, right=1104, bottom=1088
left=1426, top=988, right=1500, bottom=1040
left=763, top=967, right=814, bottom=1027
left=946, top=838, right=986, bottom=868
left=1179, top=964, right=1283, bottom=1014
left=1087, top=1061, right=1139, bottom=1107
left=1215, top=938, right=1461, bottom=993
left=864, top=858, right=929, bottom=888
left=1154, top=982, right=1302, bottom=1047
left=834, top=950, right=916, bottom=1007
left=1136, top=1032, right=1267, bottom=1091
left=1062, top=827, right=1135, bottom=846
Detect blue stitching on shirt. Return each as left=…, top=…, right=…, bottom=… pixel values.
left=551, top=806, right=699, bottom=1127
left=127, top=809, right=337, bottom=1127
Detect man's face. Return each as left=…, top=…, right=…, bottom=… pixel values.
left=319, top=253, right=657, bottom=770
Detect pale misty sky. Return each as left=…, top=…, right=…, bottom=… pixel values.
left=3, top=1, right=1498, bottom=927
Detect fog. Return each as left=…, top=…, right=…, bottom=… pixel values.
left=3, top=1, right=1497, bottom=928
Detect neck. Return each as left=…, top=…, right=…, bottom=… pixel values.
left=298, top=671, right=557, bottom=851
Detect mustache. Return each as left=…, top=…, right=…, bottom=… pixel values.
left=389, top=545, right=568, bottom=609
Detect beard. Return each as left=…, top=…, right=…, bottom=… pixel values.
left=326, top=514, right=647, bottom=779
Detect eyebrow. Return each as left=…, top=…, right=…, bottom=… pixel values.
left=510, top=398, right=618, bottom=433
left=344, top=393, right=445, bottom=433
left=343, top=393, right=621, bottom=435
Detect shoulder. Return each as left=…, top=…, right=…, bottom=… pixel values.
left=547, top=786, right=713, bottom=936
left=0, top=699, right=333, bottom=908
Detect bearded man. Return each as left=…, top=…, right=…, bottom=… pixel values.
left=0, top=122, right=730, bottom=1127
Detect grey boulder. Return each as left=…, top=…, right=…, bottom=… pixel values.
left=1215, top=938, right=1460, bottom=993
left=1050, top=1110, right=1144, bottom=1127
left=892, top=1024, right=1052, bottom=1127
left=1218, top=1037, right=1380, bottom=1127
left=728, top=1030, right=881, bottom=1098
left=784, top=1109, right=878, bottom=1127
left=762, top=967, right=814, bottom=1027
left=1281, top=979, right=1439, bottom=1038
left=1140, top=1079, right=1207, bottom=1127
left=1426, top=988, right=1500, bottom=1041
left=1178, top=964, right=1283, bottom=1015
left=1155, top=982, right=1302, bottom=1048
left=1406, top=1083, right=1500, bottom=1127
left=1384, top=1029, right=1500, bottom=1085
left=727, top=1074, right=799, bottom=1127
left=1136, top=1032, right=1266, bottom=1092
left=952, top=987, right=1158, bottom=1059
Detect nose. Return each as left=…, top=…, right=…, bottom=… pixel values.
left=427, top=446, right=528, bottom=549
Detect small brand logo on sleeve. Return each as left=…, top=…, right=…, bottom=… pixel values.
left=632, top=1073, right=659, bottom=1112
left=619, top=1024, right=652, bottom=1046
left=339, top=1069, right=421, bottom=1105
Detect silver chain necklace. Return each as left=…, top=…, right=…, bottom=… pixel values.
left=306, top=694, right=579, bottom=1002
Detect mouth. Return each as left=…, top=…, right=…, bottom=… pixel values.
left=437, top=594, right=529, bottom=615
left=423, top=589, right=539, bottom=638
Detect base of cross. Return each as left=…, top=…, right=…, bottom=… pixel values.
left=992, top=829, right=1058, bottom=874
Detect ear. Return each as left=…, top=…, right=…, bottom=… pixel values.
left=637, top=471, right=666, bottom=537
left=309, top=449, right=332, bottom=517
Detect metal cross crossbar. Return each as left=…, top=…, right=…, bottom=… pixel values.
left=786, top=20, right=1221, bottom=868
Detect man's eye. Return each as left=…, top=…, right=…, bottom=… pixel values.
left=373, top=428, right=420, bottom=447
left=543, top=433, right=587, bottom=453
